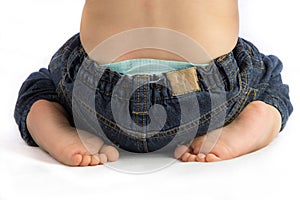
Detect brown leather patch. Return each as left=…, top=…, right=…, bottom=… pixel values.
left=166, top=67, right=200, bottom=96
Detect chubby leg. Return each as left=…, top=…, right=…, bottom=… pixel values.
left=174, top=101, right=282, bottom=162
left=27, top=100, right=119, bottom=166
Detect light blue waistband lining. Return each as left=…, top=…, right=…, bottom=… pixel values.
left=101, top=58, right=208, bottom=75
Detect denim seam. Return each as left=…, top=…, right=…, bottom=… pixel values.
left=142, top=77, right=149, bottom=152
left=77, top=96, right=230, bottom=139
left=75, top=63, right=231, bottom=101
left=253, top=61, right=265, bottom=70
left=58, top=78, right=73, bottom=110
left=136, top=76, right=141, bottom=151
left=82, top=61, right=230, bottom=101
left=143, top=77, right=148, bottom=151
left=223, top=60, right=235, bottom=92
left=75, top=73, right=245, bottom=139
left=59, top=62, right=248, bottom=140
left=109, top=75, right=228, bottom=101
left=225, top=87, right=251, bottom=123
left=87, top=76, right=243, bottom=135
left=71, top=103, right=124, bottom=145
left=57, top=38, right=253, bottom=139
left=59, top=47, right=71, bottom=103
left=219, top=70, right=250, bottom=124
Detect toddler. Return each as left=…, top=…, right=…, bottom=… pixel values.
left=14, top=0, right=293, bottom=166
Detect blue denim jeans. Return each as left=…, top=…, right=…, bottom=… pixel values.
left=14, top=33, right=293, bottom=153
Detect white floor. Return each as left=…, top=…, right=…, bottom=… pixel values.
left=0, top=0, right=299, bottom=200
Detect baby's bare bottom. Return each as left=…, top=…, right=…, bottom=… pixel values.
left=27, top=100, right=281, bottom=166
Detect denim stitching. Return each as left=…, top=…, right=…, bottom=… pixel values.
left=78, top=61, right=231, bottom=101
left=17, top=35, right=292, bottom=151
left=75, top=77, right=245, bottom=140
left=137, top=76, right=142, bottom=150
left=143, top=77, right=147, bottom=151
left=56, top=37, right=251, bottom=140
left=134, top=76, right=139, bottom=150
left=59, top=55, right=247, bottom=140
left=86, top=77, right=241, bottom=135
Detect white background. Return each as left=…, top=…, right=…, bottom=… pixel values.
left=0, top=0, right=299, bottom=200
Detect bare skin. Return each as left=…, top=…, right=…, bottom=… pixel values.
left=174, top=101, right=281, bottom=162
left=27, top=100, right=119, bottom=166
left=80, top=0, right=239, bottom=62
left=26, top=0, right=282, bottom=166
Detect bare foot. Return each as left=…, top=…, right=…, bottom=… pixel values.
left=174, top=101, right=282, bottom=162
left=39, top=128, right=119, bottom=166
left=27, top=100, right=119, bottom=166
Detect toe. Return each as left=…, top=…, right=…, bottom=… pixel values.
left=206, top=153, right=222, bottom=162
left=99, top=153, right=108, bottom=164
left=174, top=145, right=189, bottom=159
left=190, top=136, right=206, bottom=154
left=196, top=153, right=206, bottom=162
left=80, top=154, right=92, bottom=166
left=69, top=153, right=83, bottom=166
left=187, top=154, right=197, bottom=162
left=99, top=145, right=119, bottom=162
left=181, top=152, right=193, bottom=162
left=90, top=155, right=102, bottom=166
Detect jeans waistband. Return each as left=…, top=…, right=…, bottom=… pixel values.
left=76, top=52, right=239, bottom=100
